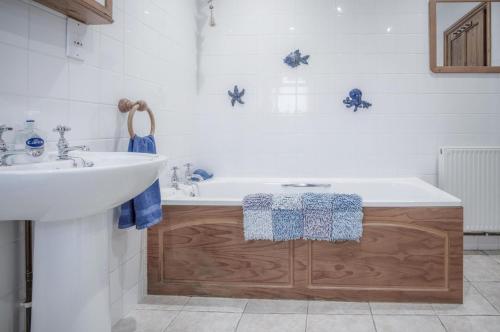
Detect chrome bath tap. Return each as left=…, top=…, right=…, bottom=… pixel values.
left=171, top=166, right=180, bottom=190
left=184, top=163, right=193, bottom=184
left=183, top=163, right=200, bottom=197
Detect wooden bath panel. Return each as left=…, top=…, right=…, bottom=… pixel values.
left=148, top=206, right=463, bottom=303
left=307, top=223, right=448, bottom=290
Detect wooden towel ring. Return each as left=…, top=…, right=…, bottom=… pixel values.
left=118, top=98, right=156, bottom=137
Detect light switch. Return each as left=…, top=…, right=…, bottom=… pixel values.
left=66, top=18, right=87, bottom=61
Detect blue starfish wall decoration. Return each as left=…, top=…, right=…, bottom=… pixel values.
left=284, top=49, right=310, bottom=68
left=228, top=85, right=245, bottom=107
left=343, top=89, right=372, bottom=112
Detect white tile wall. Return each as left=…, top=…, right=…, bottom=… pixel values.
left=194, top=0, right=500, bottom=183
left=0, top=0, right=197, bottom=328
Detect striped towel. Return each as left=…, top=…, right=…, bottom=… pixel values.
left=271, top=194, right=304, bottom=241
left=242, top=194, right=273, bottom=240
left=331, top=194, right=363, bottom=241
left=303, top=193, right=334, bottom=241
left=242, top=193, right=363, bottom=242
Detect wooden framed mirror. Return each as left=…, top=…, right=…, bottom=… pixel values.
left=429, top=0, right=500, bottom=73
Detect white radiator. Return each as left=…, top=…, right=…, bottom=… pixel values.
left=439, top=147, right=500, bottom=233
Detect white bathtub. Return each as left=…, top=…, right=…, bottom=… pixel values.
left=162, top=177, right=461, bottom=207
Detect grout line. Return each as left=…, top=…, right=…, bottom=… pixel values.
left=179, top=296, right=190, bottom=311
left=162, top=309, right=182, bottom=332
left=235, top=312, right=306, bottom=316
left=469, top=282, right=500, bottom=314
left=435, top=314, right=500, bottom=317
left=368, top=302, right=378, bottom=332
left=304, top=300, right=309, bottom=332
left=371, top=312, right=443, bottom=316
left=430, top=298, right=438, bottom=316
left=307, top=312, right=381, bottom=316
left=180, top=309, right=249, bottom=314
left=233, top=301, right=247, bottom=332
left=436, top=315, right=449, bottom=332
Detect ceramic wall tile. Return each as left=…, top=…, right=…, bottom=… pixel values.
left=195, top=0, right=500, bottom=179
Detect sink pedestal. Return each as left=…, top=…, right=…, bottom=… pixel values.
left=32, top=213, right=111, bottom=332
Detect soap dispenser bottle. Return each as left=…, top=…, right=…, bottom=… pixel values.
left=14, top=120, right=46, bottom=162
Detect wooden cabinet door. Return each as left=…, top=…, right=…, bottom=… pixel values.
left=450, top=32, right=467, bottom=66
left=445, top=2, right=490, bottom=67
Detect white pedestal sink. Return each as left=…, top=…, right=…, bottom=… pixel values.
left=0, top=152, right=167, bottom=332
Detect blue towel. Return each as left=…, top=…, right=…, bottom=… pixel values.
left=272, top=194, right=303, bottom=241
left=243, top=194, right=273, bottom=240
left=191, top=169, right=213, bottom=182
left=119, top=135, right=162, bottom=230
left=331, top=194, right=363, bottom=241
left=303, top=193, right=334, bottom=241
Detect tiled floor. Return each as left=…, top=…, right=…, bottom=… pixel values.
left=113, top=252, right=500, bottom=332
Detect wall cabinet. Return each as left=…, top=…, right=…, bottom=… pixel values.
left=34, top=0, right=113, bottom=25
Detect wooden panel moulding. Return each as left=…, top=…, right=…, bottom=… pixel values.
left=148, top=206, right=463, bottom=303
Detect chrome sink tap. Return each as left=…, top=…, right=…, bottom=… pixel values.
left=0, top=125, right=27, bottom=166
left=0, top=125, right=11, bottom=152
left=0, top=150, right=27, bottom=166
left=53, top=125, right=89, bottom=160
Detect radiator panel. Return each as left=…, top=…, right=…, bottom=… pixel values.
left=439, top=147, right=500, bottom=233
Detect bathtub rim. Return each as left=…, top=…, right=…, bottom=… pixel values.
left=161, top=177, right=462, bottom=208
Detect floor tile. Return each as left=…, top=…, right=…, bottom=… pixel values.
left=432, top=282, right=497, bottom=315
left=307, top=314, right=375, bottom=332
left=373, top=315, right=445, bottom=332
left=439, top=315, right=500, bottom=332
left=236, top=313, right=306, bottom=332
left=473, top=282, right=500, bottom=313
left=308, top=301, right=370, bottom=315
left=244, top=299, right=308, bottom=314
left=136, top=295, right=189, bottom=311
left=112, top=310, right=178, bottom=332
left=464, top=255, right=500, bottom=281
left=370, top=302, right=434, bottom=315
left=490, top=255, right=500, bottom=264
left=183, top=297, right=247, bottom=313
left=166, top=311, right=241, bottom=332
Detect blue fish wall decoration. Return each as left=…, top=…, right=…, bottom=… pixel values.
left=284, top=50, right=310, bottom=68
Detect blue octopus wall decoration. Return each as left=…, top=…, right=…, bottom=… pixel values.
left=284, top=49, right=310, bottom=68
left=343, top=89, right=372, bottom=112
left=228, top=85, right=245, bottom=107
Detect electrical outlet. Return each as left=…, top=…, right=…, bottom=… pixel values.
left=66, top=18, right=87, bottom=61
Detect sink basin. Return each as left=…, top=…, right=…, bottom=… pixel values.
left=0, top=151, right=167, bottom=332
left=0, top=152, right=167, bottom=222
